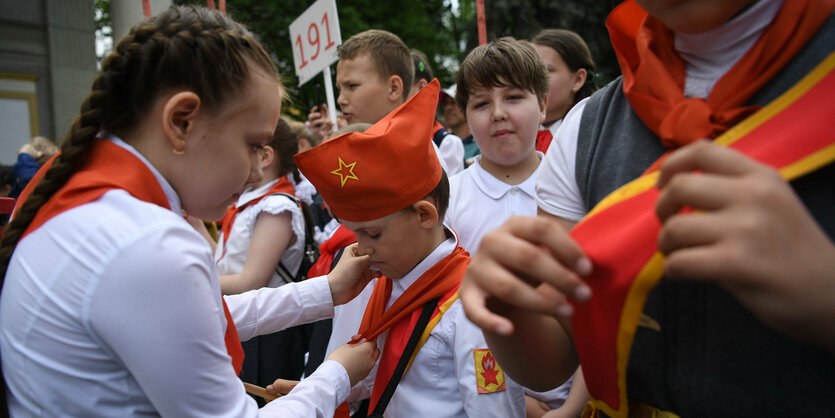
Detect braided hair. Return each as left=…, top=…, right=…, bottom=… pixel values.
left=0, top=6, right=278, bottom=278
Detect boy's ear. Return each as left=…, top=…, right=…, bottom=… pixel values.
left=539, top=95, right=548, bottom=124
left=162, top=92, right=202, bottom=153
left=386, top=75, right=405, bottom=104
left=413, top=199, right=439, bottom=229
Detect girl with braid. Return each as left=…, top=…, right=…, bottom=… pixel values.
left=0, top=6, right=377, bottom=417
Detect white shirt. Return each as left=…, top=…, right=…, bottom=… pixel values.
left=541, top=117, right=563, bottom=138
left=446, top=154, right=573, bottom=407
left=438, top=131, right=466, bottom=176
left=328, top=230, right=526, bottom=417
left=433, top=140, right=451, bottom=174
left=536, top=1, right=780, bottom=219
left=0, top=138, right=349, bottom=417
left=215, top=176, right=306, bottom=287
left=445, top=154, right=542, bottom=253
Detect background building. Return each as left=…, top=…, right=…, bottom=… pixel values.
left=0, top=0, right=96, bottom=165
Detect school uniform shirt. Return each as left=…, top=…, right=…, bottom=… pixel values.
left=445, top=153, right=574, bottom=407
left=0, top=137, right=349, bottom=417
left=215, top=176, right=306, bottom=287
left=337, top=229, right=526, bottom=417
left=445, top=154, right=543, bottom=253
left=432, top=140, right=451, bottom=174
left=437, top=131, right=466, bottom=176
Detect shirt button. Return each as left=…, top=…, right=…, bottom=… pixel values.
left=510, top=189, right=518, bottom=195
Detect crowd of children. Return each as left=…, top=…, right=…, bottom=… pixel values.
left=1, top=0, right=833, bottom=417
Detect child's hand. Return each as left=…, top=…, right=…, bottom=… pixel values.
left=327, top=243, right=379, bottom=305
left=265, top=379, right=298, bottom=396
left=326, top=336, right=380, bottom=386
left=460, top=216, right=592, bottom=336
left=306, top=104, right=335, bottom=143
left=655, top=140, right=835, bottom=351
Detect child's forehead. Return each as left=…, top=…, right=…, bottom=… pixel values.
left=469, top=82, right=525, bottom=96
left=338, top=53, right=385, bottom=79
left=341, top=209, right=408, bottom=230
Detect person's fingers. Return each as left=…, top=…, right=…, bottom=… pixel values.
left=481, top=218, right=591, bottom=301
left=656, top=140, right=760, bottom=188
left=663, top=244, right=731, bottom=282
left=459, top=277, right=516, bottom=336
left=505, top=216, right=591, bottom=277
left=657, top=212, right=725, bottom=255
left=655, top=172, right=740, bottom=222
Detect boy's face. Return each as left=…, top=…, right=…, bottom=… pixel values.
left=336, top=53, right=401, bottom=125
left=341, top=209, right=427, bottom=280
left=465, top=84, right=546, bottom=167
left=442, top=96, right=465, bottom=129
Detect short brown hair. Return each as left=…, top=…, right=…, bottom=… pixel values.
left=403, top=170, right=449, bottom=221
left=339, top=30, right=413, bottom=100
left=455, top=37, right=548, bottom=114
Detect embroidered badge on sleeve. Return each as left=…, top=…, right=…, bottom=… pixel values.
left=474, top=348, right=506, bottom=393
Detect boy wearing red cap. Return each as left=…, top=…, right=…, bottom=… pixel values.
left=296, top=80, right=524, bottom=417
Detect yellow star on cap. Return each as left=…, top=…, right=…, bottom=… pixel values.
left=330, top=157, right=359, bottom=187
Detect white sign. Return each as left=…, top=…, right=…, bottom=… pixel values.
left=289, top=0, right=342, bottom=86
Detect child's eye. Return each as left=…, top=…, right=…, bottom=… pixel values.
left=250, top=144, right=265, bottom=152
left=472, top=101, right=487, bottom=109
left=367, top=232, right=380, bottom=239
left=508, top=95, right=524, bottom=101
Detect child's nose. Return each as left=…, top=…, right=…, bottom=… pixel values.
left=357, top=244, right=374, bottom=257
left=491, top=103, right=508, bottom=121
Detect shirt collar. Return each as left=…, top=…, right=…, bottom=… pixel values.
left=468, top=152, right=542, bottom=200
left=106, top=135, right=182, bottom=214
left=390, top=227, right=458, bottom=303
left=236, top=178, right=279, bottom=208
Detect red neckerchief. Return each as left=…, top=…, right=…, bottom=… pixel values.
left=535, top=129, right=553, bottom=154
left=608, top=0, right=835, bottom=173
left=352, top=246, right=469, bottom=412
left=307, top=224, right=356, bottom=279
left=17, top=139, right=246, bottom=374
left=569, top=49, right=835, bottom=416
left=218, top=176, right=295, bottom=255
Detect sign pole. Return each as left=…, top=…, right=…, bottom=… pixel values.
left=323, top=66, right=338, bottom=126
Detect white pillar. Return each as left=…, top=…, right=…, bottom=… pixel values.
left=110, top=0, right=172, bottom=43
left=44, top=0, right=97, bottom=143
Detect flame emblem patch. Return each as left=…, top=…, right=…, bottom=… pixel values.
left=474, top=348, right=506, bottom=393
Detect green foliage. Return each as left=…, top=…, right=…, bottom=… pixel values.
left=171, top=0, right=619, bottom=118
left=464, top=0, right=620, bottom=84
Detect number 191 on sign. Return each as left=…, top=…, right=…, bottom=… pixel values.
left=296, top=12, right=335, bottom=70
left=289, top=0, right=343, bottom=86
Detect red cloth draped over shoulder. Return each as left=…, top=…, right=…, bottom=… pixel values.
left=609, top=0, right=835, bottom=173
